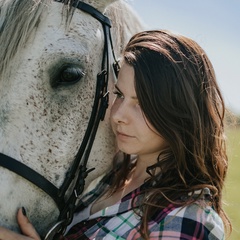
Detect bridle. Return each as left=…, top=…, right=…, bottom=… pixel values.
left=0, top=0, right=120, bottom=239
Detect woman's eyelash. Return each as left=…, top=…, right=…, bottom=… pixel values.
left=113, top=90, right=124, bottom=98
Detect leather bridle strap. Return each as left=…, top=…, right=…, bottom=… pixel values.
left=72, top=0, right=111, bottom=27
left=55, top=0, right=116, bottom=223
left=43, top=2, right=119, bottom=239
left=57, top=0, right=112, bottom=200
left=0, top=152, right=64, bottom=209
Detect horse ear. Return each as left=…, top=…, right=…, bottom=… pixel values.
left=85, top=0, right=118, bottom=12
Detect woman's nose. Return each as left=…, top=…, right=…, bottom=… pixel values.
left=111, top=101, right=129, bottom=124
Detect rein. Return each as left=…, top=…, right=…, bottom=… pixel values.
left=0, top=0, right=119, bottom=239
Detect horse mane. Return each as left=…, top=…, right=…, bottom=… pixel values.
left=104, top=1, right=145, bottom=56
left=0, top=0, right=144, bottom=79
left=0, top=0, right=48, bottom=79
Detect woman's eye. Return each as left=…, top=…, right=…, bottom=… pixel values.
left=113, top=91, right=124, bottom=99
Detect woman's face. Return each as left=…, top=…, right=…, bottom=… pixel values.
left=110, top=62, right=168, bottom=161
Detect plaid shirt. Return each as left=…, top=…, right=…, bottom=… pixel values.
left=64, top=172, right=224, bottom=239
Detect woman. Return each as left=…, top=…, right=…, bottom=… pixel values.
left=0, top=30, right=231, bottom=239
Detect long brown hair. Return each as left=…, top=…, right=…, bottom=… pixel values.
left=111, top=30, right=231, bottom=238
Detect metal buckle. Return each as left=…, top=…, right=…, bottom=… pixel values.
left=44, top=220, right=66, bottom=240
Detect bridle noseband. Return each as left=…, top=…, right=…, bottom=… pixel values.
left=0, top=0, right=119, bottom=239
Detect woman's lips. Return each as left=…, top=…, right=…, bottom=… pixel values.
left=116, top=131, right=135, bottom=140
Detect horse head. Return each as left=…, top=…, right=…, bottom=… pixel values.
left=0, top=0, right=144, bottom=237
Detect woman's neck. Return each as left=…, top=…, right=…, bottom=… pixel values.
left=132, top=154, right=160, bottom=181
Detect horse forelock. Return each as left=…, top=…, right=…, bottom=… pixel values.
left=0, top=0, right=119, bottom=80
left=105, top=1, right=145, bottom=57
left=0, top=0, right=49, bottom=79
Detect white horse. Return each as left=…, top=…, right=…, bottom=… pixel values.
left=0, top=0, right=144, bottom=237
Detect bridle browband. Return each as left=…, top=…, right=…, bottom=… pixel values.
left=0, top=0, right=120, bottom=239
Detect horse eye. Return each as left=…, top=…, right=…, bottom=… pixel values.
left=56, top=66, right=85, bottom=86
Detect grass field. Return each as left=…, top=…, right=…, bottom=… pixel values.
left=224, top=127, right=240, bottom=239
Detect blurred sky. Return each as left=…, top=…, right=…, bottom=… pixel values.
left=129, top=0, right=240, bottom=114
